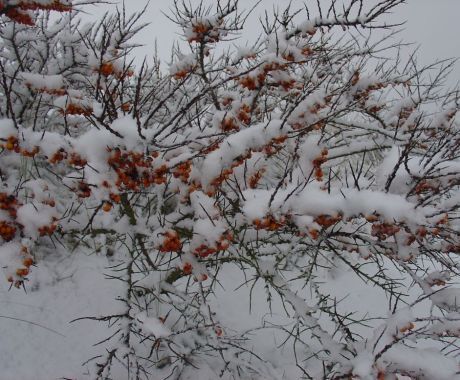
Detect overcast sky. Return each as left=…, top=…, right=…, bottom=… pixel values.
left=83, top=0, right=460, bottom=82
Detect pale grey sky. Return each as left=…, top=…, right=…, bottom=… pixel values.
left=84, top=0, right=460, bottom=82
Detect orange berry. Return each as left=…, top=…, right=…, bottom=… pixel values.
left=5, top=141, right=15, bottom=150
left=309, top=228, right=319, bottom=240
left=399, top=322, right=415, bottom=333
left=109, top=193, right=121, bottom=203
left=183, top=262, right=193, bottom=275
left=121, top=102, right=131, bottom=112
left=365, top=214, right=379, bottom=222
left=16, top=268, right=29, bottom=277
left=22, top=257, right=34, bottom=268
left=102, top=202, right=113, bottom=212
left=99, top=62, right=114, bottom=76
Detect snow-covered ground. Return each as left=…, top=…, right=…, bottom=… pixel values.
left=0, top=253, right=121, bottom=379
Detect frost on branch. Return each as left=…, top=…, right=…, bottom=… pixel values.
left=1, top=0, right=460, bottom=379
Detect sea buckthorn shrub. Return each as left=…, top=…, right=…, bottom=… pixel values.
left=1, top=0, right=460, bottom=379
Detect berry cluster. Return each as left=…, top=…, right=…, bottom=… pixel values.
left=15, top=1, right=71, bottom=12
left=2, top=7, right=34, bottom=25
left=107, top=149, right=166, bottom=191
left=193, top=232, right=232, bottom=258
left=262, top=135, right=287, bottom=156
left=236, top=104, right=251, bottom=125
left=7, top=245, right=34, bottom=288
left=49, top=148, right=67, bottom=164
left=0, top=221, right=17, bottom=241
left=371, top=223, right=401, bottom=241
left=68, top=152, right=87, bottom=167
left=63, top=103, right=93, bottom=116
left=97, top=62, right=133, bottom=80
left=172, top=161, right=192, bottom=182
left=172, top=66, right=196, bottom=80
left=312, top=148, right=328, bottom=181
left=239, top=76, right=258, bottom=91
left=314, top=214, right=342, bottom=229
left=0, top=193, right=19, bottom=241
left=210, top=152, right=251, bottom=188
left=38, top=219, right=57, bottom=236
left=240, top=62, right=293, bottom=91
left=414, top=180, right=439, bottom=195
left=187, top=20, right=223, bottom=44
left=221, top=117, right=239, bottom=132
left=159, top=230, right=181, bottom=253
left=21, top=146, right=39, bottom=158
left=77, top=182, right=91, bottom=198
left=1, top=1, right=72, bottom=25
left=28, top=86, right=67, bottom=96
left=253, top=215, right=287, bottom=231
left=248, top=169, right=265, bottom=189
left=2, top=135, right=20, bottom=153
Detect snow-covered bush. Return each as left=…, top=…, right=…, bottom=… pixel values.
left=1, top=0, right=460, bottom=379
